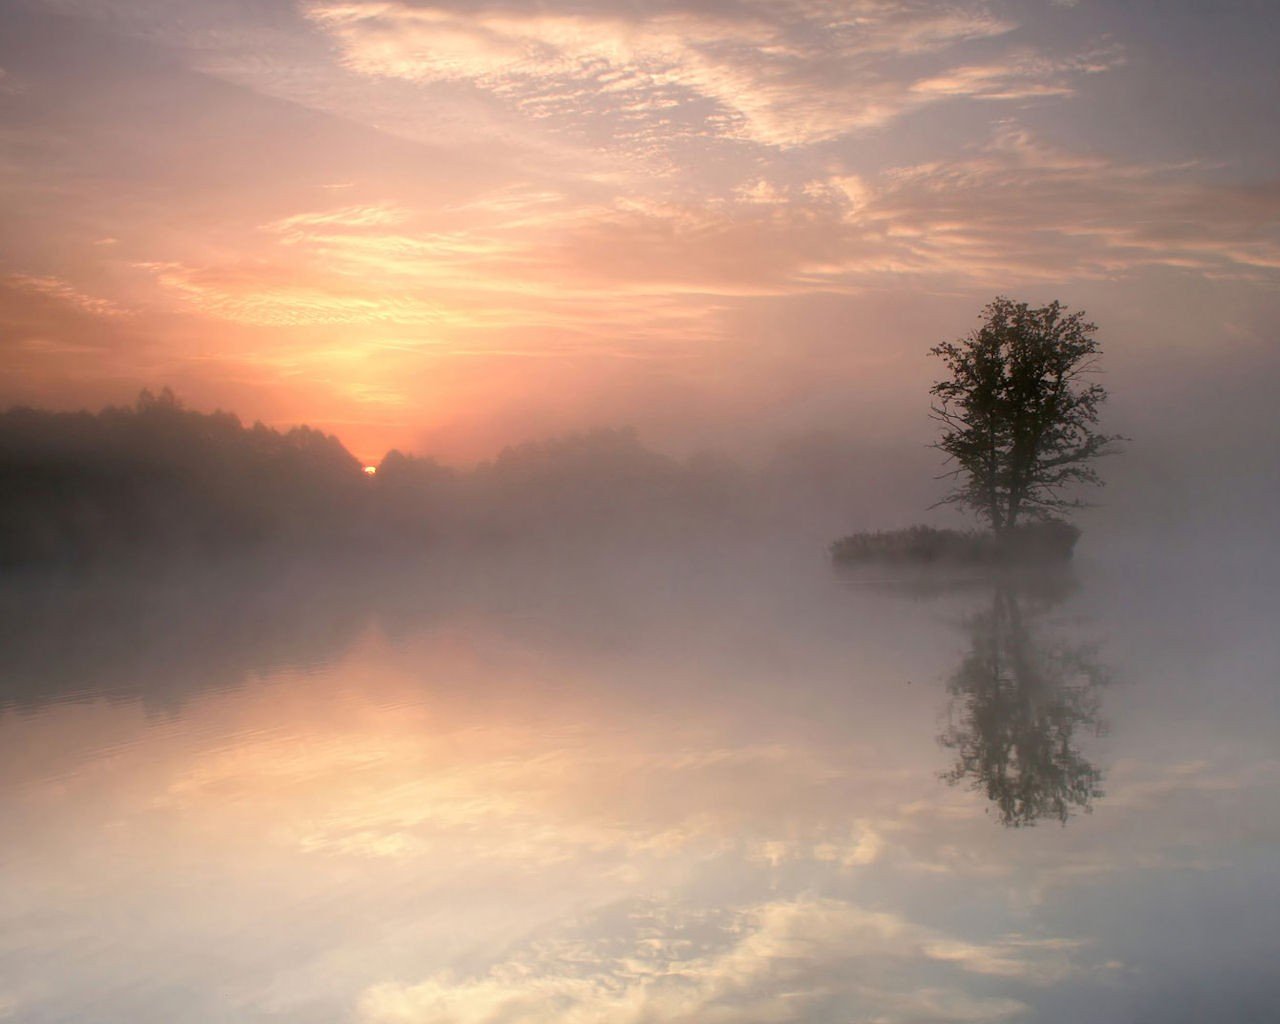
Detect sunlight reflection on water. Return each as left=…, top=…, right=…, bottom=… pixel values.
left=0, top=548, right=1277, bottom=1023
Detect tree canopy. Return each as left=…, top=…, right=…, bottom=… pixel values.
left=929, top=297, right=1122, bottom=537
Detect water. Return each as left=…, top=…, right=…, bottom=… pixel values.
left=1, top=542, right=1276, bottom=1023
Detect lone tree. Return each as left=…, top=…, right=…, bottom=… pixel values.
left=929, top=297, right=1122, bottom=539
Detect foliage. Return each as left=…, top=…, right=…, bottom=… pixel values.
left=0, top=389, right=365, bottom=566
left=372, top=427, right=749, bottom=544
left=0, top=393, right=752, bottom=567
left=930, top=297, right=1122, bottom=535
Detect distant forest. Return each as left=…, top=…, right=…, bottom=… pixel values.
left=0, top=390, right=772, bottom=567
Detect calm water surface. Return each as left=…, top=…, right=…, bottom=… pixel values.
left=1, top=543, right=1277, bottom=1023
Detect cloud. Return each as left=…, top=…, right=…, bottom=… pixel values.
left=909, top=46, right=1115, bottom=100
left=6, top=274, right=131, bottom=319
left=134, top=122, right=1280, bottom=368
left=137, top=260, right=447, bottom=327
left=356, top=896, right=1082, bottom=1024
left=267, top=203, right=413, bottom=234
left=490, top=128, right=1280, bottom=291
left=855, top=126, right=1280, bottom=281
left=304, top=1, right=1108, bottom=148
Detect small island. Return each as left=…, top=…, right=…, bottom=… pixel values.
left=831, top=298, right=1122, bottom=568
left=831, top=520, right=1081, bottom=566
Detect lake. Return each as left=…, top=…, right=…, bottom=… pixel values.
left=1, top=540, right=1276, bottom=1023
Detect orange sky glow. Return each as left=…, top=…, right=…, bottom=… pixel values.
left=2, top=1, right=1278, bottom=464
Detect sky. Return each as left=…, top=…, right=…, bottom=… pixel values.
left=1, top=0, right=1278, bottom=466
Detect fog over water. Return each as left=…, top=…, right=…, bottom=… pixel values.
left=1, top=534, right=1276, bottom=1023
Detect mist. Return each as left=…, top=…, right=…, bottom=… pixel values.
left=2, top=475, right=1277, bottom=1022
left=2, top=374, right=1278, bottom=1023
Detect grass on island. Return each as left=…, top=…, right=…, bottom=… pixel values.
left=830, top=521, right=1080, bottom=566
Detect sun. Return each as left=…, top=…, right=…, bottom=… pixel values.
left=363, top=465, right=378, bottom=476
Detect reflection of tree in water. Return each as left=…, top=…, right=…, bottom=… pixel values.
left=940, top=586, right=1108, bottom=827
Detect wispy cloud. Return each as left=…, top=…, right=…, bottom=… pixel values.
left=138, top=260, right=446, bottom=327
left=856, top=127, right=1280, bottom=281
left=6, top=274, right=131, bottom=319
left=130, top=121, right=1280, bottom=386
left=305, top=1, right=1109, bottom=148
left=357, top=895, right=1082, bottom=1024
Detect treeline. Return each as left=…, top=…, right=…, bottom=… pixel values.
left=372, top=433, right=748, bottom=544
left=0, top=391, right=754, bottom=567
left=0, top=389, right=367, bottom=565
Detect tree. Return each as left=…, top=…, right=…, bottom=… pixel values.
left=929, top=297, right=1122, bottom=538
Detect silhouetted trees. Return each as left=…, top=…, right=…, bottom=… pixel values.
left=940, top=585, right=1107, bottom=826
left=366, top=427, right=752, bottom=545
left=466, top=428, right=748, bottom=540
left=0, top=390, right=365, bottom=566
left=929, top=298, right=1122, bottom=538
left=0, top=395, right=755, bottom=567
